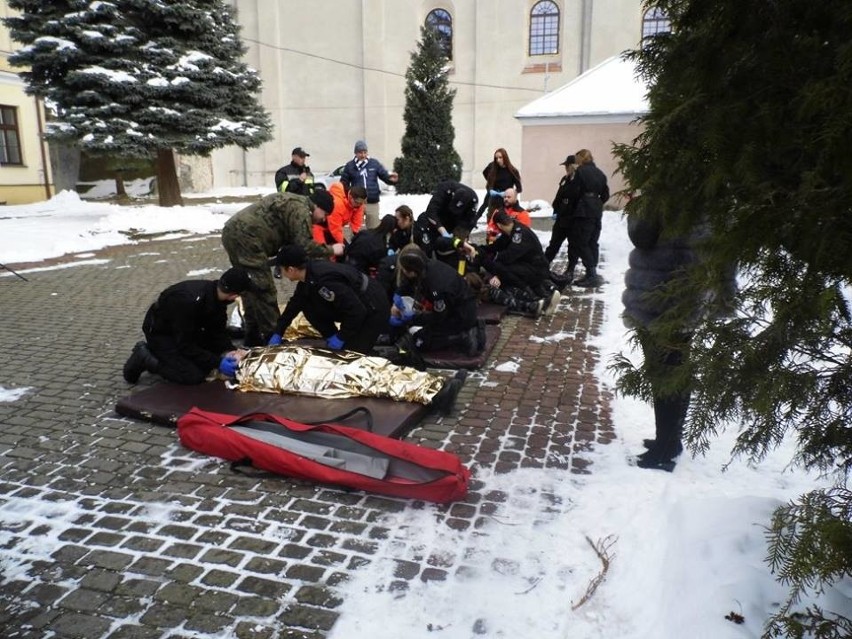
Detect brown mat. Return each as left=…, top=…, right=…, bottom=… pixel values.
left=422, top=324, right=501, bottom=370
left=477, top=302, right=507, bottom=324
left=115, top=380, right=430, bottom=439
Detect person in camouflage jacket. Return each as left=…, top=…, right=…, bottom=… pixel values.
left=222, top=191, right=343, bottom=345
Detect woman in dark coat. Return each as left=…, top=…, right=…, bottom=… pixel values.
left=477, top=148, right=523, bottom=218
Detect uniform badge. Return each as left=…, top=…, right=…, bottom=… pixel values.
left=319, top=286, right=335, bottom=302
left=512, top=231, right=522, bottom=243
left=434, top=299, right=446, bottom=312
left=422, top=233, right=431, bottom=245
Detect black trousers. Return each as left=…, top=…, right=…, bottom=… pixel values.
left=144, top=333, right=218, bottom=385
left=569, top=216, right=601, bottom=271
left=411, top=297, right=477, bottom=352
left=544, top=219, right=573, bottom=264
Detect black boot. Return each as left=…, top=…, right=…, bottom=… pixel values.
left=122, top=341, right=159, bottom=384
left=574, top=267, right=602, bottom=288
left=394, top=333, right=427, bottom=371
left=431, top=370, right=468, bottom=415
left=636, top=393, right=689, bottom=471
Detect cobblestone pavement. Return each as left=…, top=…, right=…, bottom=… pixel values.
left=0, top=224, right=613, bottom=638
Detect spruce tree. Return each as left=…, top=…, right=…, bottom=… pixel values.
left=613, top=2, right=852, bottom=636
left=4, top=0, right=272, bottom=206
left=393, top=26, right=462, bottom=194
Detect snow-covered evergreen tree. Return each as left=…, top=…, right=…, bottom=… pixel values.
left=613, top=1, right=852, bottom=636
left=4, top=0, right=272, bottom=206
left=393, top=26, right=462, bottom=194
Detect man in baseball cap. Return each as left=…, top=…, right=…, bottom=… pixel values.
left=274, top=146, right=315, bottom=195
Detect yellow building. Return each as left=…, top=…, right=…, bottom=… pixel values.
left=0, top=4, right=52, bottom=204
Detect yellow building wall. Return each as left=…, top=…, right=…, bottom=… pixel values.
left=0, top=4, right=53, bottom=204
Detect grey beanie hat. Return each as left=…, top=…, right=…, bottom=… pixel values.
left=354, top=140, right=368, bottom=153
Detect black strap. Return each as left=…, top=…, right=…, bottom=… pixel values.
left=303, top=406, right=374, bottom=432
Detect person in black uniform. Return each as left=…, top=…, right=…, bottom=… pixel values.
left=569, top=149, right=610, bottom=287
left=267, top=244, right=391, bottom=354
left=122, top=267, right=254, bottom=385
left=544, top=155, right=582, bottom=274
left=392, top=246, right=484, bottom=357
left=343, top=214, right=398, bottom=274
left=477, top=210, right=561, bottom=317
left=424, top=180, right=480, bottom=235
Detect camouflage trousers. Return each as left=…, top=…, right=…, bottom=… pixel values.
left=221, top=224, right=279, bottom=345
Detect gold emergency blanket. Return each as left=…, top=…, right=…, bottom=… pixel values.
left=281, top=312, right=325, bottom=340
left=236, top=345, right=445, bottom=405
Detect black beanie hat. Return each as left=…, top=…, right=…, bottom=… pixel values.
left=310, top=190, right=334, bottom=215
left=276, top=244, right=308, bottom=268
left=218, top=267, right=253, bottom=293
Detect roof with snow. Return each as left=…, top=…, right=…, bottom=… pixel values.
left=515, top=55, right=648, bottom=124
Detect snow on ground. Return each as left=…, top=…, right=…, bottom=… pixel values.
left=1, top=188, right=848, bottom=638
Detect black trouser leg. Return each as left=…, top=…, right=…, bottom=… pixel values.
left=570, top=217, right=596, bottom=274
left=145, top=335, right=211, bottom=385
left=544, top=222, right=570, bottom=263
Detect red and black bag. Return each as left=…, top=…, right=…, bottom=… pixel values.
left=177, top=407, right=470, bottom=503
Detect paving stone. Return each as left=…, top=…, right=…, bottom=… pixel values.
left=48, top=611, right=112, bottom=638
left=58, top=588, right=109, bottom=613
left=279, top=604, right=339, bottom=631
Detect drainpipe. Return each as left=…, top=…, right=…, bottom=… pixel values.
left=360, top=0, right=367, bottom=139
left=34, top=96, right=51, bottom=200
left=580, top=0, right=593, bottom=73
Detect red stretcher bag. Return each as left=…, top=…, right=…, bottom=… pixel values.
left=177, top=407, right=470, bottom=503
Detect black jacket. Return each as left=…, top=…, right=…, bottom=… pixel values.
left=275, top=260, right=381, bottom=344
left=413, top=211, right=461, bottom=259
left=142, top=280, right=233, bottom=370
left=397, top=258, right=476, bottom=330
left=344, top=230, right=388, bottom=274
left=552, top=173, right=581, bottom=226
left=572, top=162, right=610, bottom=219
left=274, top=161, right=315, bottom=195
left=482, top=162, right=522, bottom=193
left=482, top=220, right=550, bottom=283
left=424, top=180, right=480, bottom=231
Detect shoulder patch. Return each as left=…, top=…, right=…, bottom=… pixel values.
left=434, top=299, right=446, bottom=313
left=421, top=233, right=431, bottom=245
left=319, top=286, right=335, bottom=302
left=511, top=230, right=522, bottom=243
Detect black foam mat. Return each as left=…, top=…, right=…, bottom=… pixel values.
left=115, top=380, right=430, bottom=439
left=422, top=324, right=501, bottom=370
left=477, top=302, right=507, bottom=325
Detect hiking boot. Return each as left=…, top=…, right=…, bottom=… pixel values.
left=635, top=451, right=677, bottom=472
left=642, top=438, right=684, bottom=456
left=543, top=289, right=561, bottom=316
left=123, top=341, right=157, bottom=384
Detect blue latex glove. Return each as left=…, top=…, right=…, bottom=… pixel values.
left=389, top=315, right=406, bottom=328
left=326, top=334, right=345, bottom=350
left=392, top=293, right=406, bottom=311
left=218, top=355, right=238, bottom=378
left=489, top=189, right=504, bottom=197
left=387, top=248, right=396, bottom=256
left=440, top=229, right=453, bottom=239
left=267, top=333, right=283, bottom=346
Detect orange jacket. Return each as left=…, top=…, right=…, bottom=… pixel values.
left=326, top=182, right=364, bottom=244
left=486, top=205, right=531, bottom=242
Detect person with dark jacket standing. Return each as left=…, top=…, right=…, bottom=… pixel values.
left=267, top=244, right=391, bottom=354
left=621, top=214, right=720, bottom=471
left=274, top=147, right=316, bottom=195
left=122, top=267, right=254, bottom=385
left=476, top=147, right=523, bottom=218
left=545, top=155, right=582, bottom=274
left=340, top=140, right=398, bottom=229
left=222, top=190, right=344, bottom=346
left=570, top=149, right=610, bottom=287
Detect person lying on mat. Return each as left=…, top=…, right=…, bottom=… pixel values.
left=391, top=245, right=485, bottom=358
left=123, top=267, right=254, bottom=385
left=236, top=345, right=467, bottom=416
left=267, top=244, right=391, bottom=354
